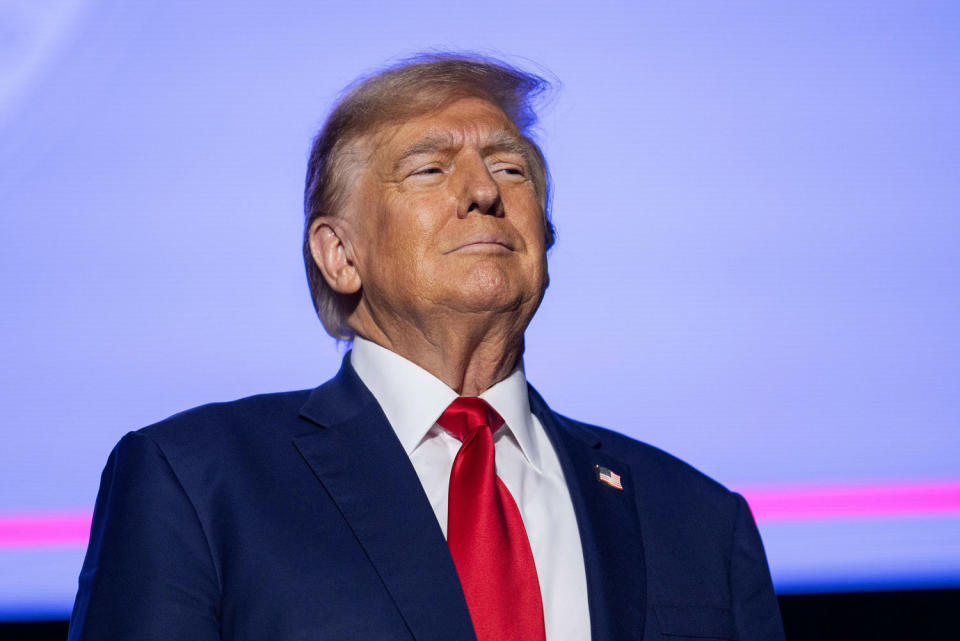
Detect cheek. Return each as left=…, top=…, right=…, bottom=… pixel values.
left=401, top=191, right=456, bottom=238
left=372, top=193, right=451, bottom=270
left=509, top=191, right=549, bottom=285
left=509, top=191, right=548, bottom=250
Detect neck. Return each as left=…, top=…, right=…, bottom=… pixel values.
left=349, top=304, right=526, bottom=396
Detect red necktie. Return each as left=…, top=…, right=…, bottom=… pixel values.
left=437, top=397, right=546, bottom=641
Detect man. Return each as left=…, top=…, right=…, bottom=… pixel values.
left=69, top=54, right=785, bottom=640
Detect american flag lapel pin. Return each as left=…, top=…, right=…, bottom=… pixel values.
left=595, top=465, right=623, bottom=490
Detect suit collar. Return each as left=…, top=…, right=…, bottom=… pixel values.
left=298, top=352, right=377, bottom=427
left=348, top=337, right=457, bottom=456
left=529, top=384, right=647, bottom=641
left=296, top=356, right=477, bottom=641
left=528, top=385, right=603, bottom=449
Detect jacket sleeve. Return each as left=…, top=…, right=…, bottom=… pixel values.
left=68, top=431, right=221, bottom=641
left=729, top=492, right=785, bottom=641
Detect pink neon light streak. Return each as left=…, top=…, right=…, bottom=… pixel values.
left=0, top=512, right=92, bottom=548
left=740, top=481, right=960, bottom=522
left=2, top=481, right=960, bottom=548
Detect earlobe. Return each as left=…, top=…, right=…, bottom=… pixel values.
left=309, top=219, right=362, bottom=295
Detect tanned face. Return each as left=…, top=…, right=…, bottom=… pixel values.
left=325, top=96, right=549, bottom=335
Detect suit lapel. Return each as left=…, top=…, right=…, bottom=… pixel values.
left=530, top=386, right=647, bottom=641
left=293, top=356, right=476, bottom=641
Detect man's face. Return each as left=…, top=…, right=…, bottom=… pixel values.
left=342, top=96, right=549, bottom=330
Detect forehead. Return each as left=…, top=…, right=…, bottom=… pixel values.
left=374, top=97, right=522, bottom=156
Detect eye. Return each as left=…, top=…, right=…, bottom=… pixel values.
left=488, top=153, right=529, bottom=179
left=492, top=163, right=527, bottom=179
left=412, top=166, right=443, bottom=176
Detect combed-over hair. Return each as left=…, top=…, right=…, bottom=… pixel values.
left=303, top=52, right=556, bottom=340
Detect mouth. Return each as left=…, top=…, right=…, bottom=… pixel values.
left=445, top=234, right=515, bottom=254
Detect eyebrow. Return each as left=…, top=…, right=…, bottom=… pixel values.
left=392, top=132, right=460, bottom=170
left=391, top=128, right=534, bottom=171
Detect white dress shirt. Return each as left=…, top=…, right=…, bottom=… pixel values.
left=350, top=336, right=591, bottom=641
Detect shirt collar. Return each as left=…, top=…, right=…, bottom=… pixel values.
left=349, top=336, right=542, bottom=473
left=479, top=362, right=542, bottom=474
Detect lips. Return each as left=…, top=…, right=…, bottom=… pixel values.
left=446, top=233, right=515, bottom=253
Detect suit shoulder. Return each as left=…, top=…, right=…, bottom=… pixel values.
left=136, top=389, right=314, bottom=453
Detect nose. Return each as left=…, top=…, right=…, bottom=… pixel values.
left=457, top=154, right=503, bottom=218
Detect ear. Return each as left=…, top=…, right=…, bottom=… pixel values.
left=308, top=218, right=362, bottom=295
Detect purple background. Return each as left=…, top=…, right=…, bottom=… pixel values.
left=1, top=0, right=958, bottom=619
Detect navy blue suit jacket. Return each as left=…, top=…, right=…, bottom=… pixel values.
left=69, top=355, right=784, bottom=640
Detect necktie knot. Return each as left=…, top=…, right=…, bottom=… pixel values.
left=436, top=397, right=504, bottom=442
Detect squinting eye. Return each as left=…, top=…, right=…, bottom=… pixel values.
left=413, top=167, right=443, bottom=176
left=496, top=166, right=525, bottom=177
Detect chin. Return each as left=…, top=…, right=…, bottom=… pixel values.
left=447, top=262, right=532, bottom=313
